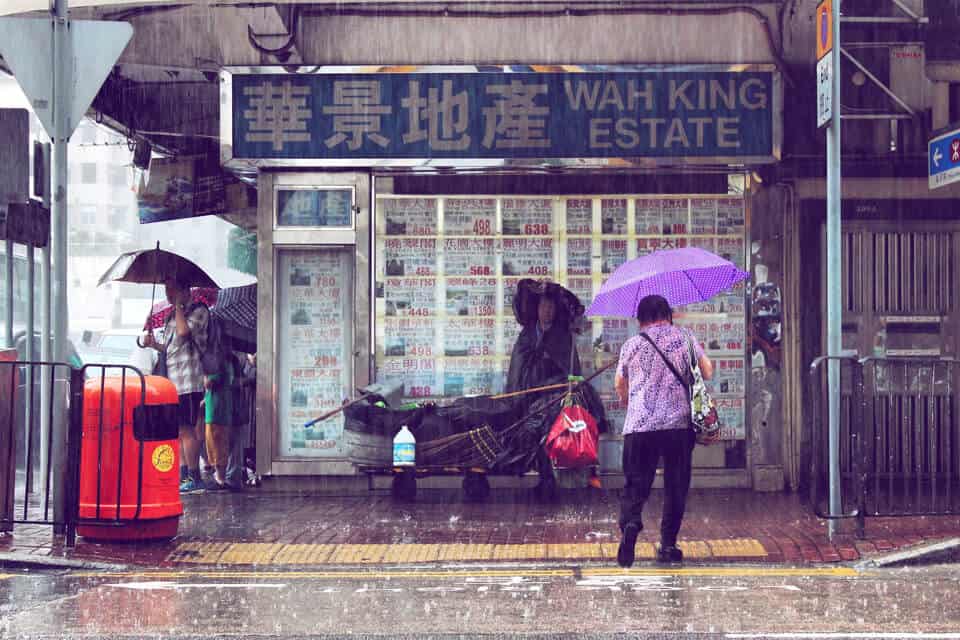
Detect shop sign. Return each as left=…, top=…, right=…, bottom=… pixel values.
left=137, top=155, right=225, bottom=224
left=226, top=69, right=779, bottom=164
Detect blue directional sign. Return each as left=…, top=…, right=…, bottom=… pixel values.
left=928, top=128, right=960, bottom=189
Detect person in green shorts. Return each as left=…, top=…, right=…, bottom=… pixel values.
left=203, top=362, right=234, bottom=491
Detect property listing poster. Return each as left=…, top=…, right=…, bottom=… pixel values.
left=277, top=249, right=353, bottom=458
left=384, top=238, right=437, bottom=276
left=379, top=356, right=439, bottom=399
left=383, top=198, right=438, bottom=235
left=601, top=199, right=628, bottom=235
left=635, top=199, right=662, bottom=235
left=503, top=198, right=552, bottom=235
left=375, top=195, right=748, bottom=443
left=385, top=277, right=436, bottom=317
left=502, top=238, right=553, bottom=277
left=384, top=317, right=436, bottom=357
left=445, top=238, right=497, bottom=276
left=566, top=238, right=592, bottom=276
left=446, top=277, right=497, bottom=316
left=566, top=198, right=592, bottom=235
left=444, top=198, right=495, bottom=235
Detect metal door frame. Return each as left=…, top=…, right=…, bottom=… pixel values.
left=257, top=171, right=372, bottom=477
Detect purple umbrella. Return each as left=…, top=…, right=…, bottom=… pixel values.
left=586, top=247, right=748, bottom=317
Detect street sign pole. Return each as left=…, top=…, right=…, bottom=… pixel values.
left=0, top=5, right=132, bottom=529
left=826, top=0, right=843, bottom=540
left=51, top=0, right=71, bottom=530
left=39, top=144, right=52, bottom=504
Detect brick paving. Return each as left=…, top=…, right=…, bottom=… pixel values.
left=2, top=488, right=959, bottom=567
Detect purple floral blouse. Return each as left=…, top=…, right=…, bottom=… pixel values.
left=615, top=323, right=706, bottom=435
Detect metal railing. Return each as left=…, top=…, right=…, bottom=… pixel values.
left=809, top=355, right=960, bottom=537
left=1, top=360, right=149, bottom=547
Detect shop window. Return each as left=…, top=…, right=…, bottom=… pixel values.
left=276, top=188, right=353, bottom=227
left=374, top=194, right=749, bottom=450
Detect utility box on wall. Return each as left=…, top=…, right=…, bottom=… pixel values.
left=926, top=1, right=960, bottom=63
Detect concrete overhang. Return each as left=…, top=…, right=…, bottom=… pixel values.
left=1, top=1, right=787, bottom=161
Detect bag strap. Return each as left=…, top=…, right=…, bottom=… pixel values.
left=184, top=302, right=211, bottom=358
left=687, top=338, right=699, bottom=373
left=639, top=332, right=690, bottom=397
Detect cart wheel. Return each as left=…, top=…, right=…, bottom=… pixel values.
left=462, top=471, right=491, bottom=502
left=533, top=476, right=558, bottom=502
left=391, top=471, right=417, bottom=502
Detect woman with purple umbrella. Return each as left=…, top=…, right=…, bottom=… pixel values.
left=614, top=294, right=714, bottom=567
left=585, top=247, right=745, bottom=567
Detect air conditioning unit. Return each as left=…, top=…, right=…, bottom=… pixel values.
left=926, top=1, right=960, bottom=63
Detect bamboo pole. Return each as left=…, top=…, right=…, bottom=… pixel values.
left=489, top=359, right=615, bottom=401
left=306, top=357, right=616, bottom=428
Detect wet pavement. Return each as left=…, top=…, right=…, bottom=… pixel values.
left=2, top=562, right=960, bottom=637
left=3, top=488, right=960, bottom=568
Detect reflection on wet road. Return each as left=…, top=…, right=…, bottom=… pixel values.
left=1, top=563, right=959, bottom=638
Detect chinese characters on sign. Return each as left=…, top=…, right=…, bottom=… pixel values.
left=232, top=72, right=777, bottom=160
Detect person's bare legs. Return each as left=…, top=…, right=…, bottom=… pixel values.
left=180, top=422, right=202, bottom=480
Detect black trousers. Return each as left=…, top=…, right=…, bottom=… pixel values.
left=619, top=428, right=695, bottom=548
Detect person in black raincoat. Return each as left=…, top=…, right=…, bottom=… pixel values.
left=504, top=280, right=605, bottom=498
left=505, top=295, right=581, bottom=395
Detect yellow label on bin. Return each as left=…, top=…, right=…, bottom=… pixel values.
left=151, top=444, right=175, bottom=473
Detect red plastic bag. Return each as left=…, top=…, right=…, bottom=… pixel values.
left=545, top=404, right=599, bottom=468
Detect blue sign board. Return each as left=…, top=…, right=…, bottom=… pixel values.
left=229, top=71, right=777, bottom=162
left=928, top=128, right=960, bottom=189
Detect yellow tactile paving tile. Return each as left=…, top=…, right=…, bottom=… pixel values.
left=706, top=538, right=768, bottom=558
left=381, top=544, right=442, bottom=564
left=436, top=543, right=496, bottom=562
left=167, top=539, right=767, bottom=566
left=272, top=544, right=336, bottom=565
left=326, top=543, right=390, bottom=564
left=677, top=540, right=711, bottom=558
left=166, top=541, right=231, bottom=564
left=218, top=543, right=285, bottom=565
left=492, top=543, right=547, bottom=561
left=547, top=543, right=603, bottom=560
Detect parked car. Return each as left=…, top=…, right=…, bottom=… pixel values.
left=75, top=328, right=151, bottom=373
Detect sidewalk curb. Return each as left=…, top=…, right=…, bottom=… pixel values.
left=855, top=537, right=960, bottom=569
left=0, top=552, right=128, bottom=572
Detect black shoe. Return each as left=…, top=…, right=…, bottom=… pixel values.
left=203, top=479, right=229, bottom=492
left=656, top=545, right=684, bottom=564
left=617, top=523, right=641, bottom=568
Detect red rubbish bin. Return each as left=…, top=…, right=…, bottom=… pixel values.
left=78, top=374, right=183, bottom=541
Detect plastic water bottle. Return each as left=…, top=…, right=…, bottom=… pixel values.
left=393, top=425, right=416, bottom=466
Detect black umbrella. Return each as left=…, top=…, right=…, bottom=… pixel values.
left=98, top=243, right=219, bottom=350
left=211, top=283, right=257, bottom=353
left=98, top=245, right=219, bottom=289
left=511, top=279, right=586, bottom=332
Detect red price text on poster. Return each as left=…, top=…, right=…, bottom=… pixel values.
left=523, top=223, right=550, bottom=235
left=469, top=265, right=493, bottom=276
left=473, top=219, right=493, bottom=235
